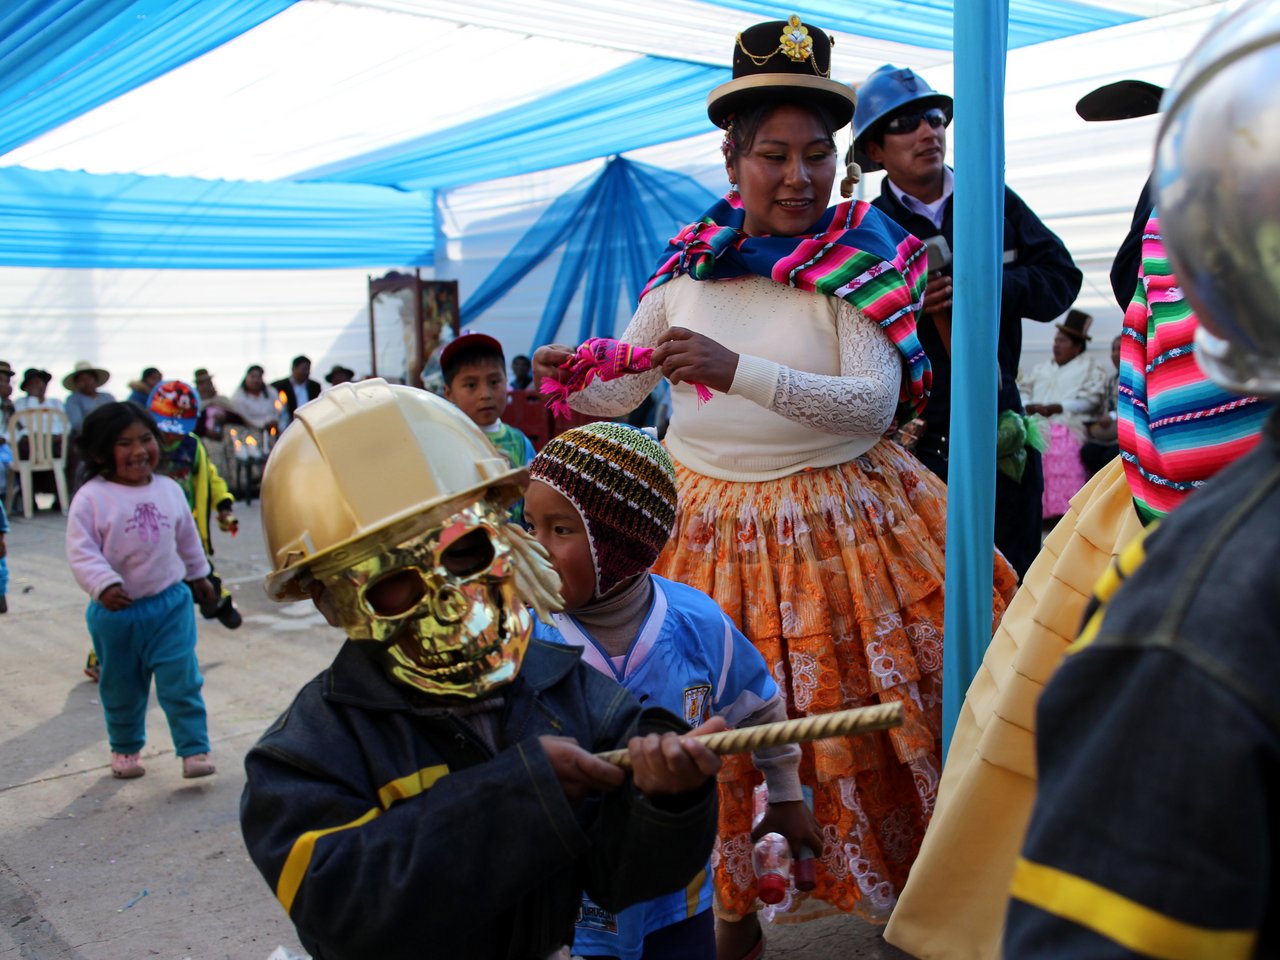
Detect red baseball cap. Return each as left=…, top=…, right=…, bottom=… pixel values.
left=439, top=331, right=504, bottom=372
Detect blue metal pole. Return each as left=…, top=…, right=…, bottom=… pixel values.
left=942, top=0, right=1008, bottom=754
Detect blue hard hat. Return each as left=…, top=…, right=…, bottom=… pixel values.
left=852, top=65, right=953, bottom=172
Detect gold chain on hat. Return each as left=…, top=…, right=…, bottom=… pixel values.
left=734, top=15, right=831, bottom=77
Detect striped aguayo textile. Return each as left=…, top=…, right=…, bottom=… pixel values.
left=641, top=191, right=930, bottom=423
left=1117, top=214, right=1272, bottom=523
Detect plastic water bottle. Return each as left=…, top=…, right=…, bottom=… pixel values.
left=752, top=833, right=793, bottom=904
left=793, top=785, right=817, bottom=891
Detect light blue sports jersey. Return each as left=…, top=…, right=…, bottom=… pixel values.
left=533, top=574, right=780, bottom=960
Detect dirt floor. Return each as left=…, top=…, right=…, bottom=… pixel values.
left=0, top=498, right=909, bottom=960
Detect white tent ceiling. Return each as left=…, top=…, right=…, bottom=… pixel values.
left=0, top=0, right=1224, bottom=399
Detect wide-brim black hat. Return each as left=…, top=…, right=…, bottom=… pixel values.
left=21, top=367, right=52, bottom=390
left=1075, top=79, right=1164, bottom=122
left=707, top=16, right=854, bottom=130
left=325, top=365, right=356, bottom=384
left=1056, top=308, right=1094, bottom=342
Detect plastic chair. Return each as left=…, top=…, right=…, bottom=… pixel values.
left=5, top=408, right=71, bottom=518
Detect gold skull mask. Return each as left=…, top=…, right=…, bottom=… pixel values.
left=308, top=500, right=559, bottom=699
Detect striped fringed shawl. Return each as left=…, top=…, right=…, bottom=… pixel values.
left=641, top=192, right=931, bottom=422
left=1117, top=214, right=1273, bottom=523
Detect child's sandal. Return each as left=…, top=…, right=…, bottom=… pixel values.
left=181, top=753, right=216, bottom=779
left=110, top=752, right=145, bottom=779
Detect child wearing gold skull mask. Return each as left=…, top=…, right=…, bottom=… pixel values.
left=240, top=380, right=724, bottom=960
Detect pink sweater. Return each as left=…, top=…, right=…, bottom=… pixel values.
left=66, top=475, right=210, bottom=601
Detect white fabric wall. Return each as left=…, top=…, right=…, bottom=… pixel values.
left=0, top=266, right=377, bottom=403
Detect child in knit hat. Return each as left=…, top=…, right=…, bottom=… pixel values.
left=526, top=422, right=822, bottom=960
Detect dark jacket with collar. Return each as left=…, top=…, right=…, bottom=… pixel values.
left=240, top=638, right=717, bottom=960
left=270, top=377, right=322, bottom=417
left=872, top=177, right=1083, bottom=434
left=1008, top=410, right=1280, bottom=956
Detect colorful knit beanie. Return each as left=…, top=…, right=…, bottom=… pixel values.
left=528, top=422, right=678, bottom=598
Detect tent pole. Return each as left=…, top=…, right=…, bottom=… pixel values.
left=943, top=0, right=1009, bottom=755
left=367, top=275, right=378, bottom=378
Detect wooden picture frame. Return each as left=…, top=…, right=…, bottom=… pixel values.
left=366, top=270, right=460, bottom=388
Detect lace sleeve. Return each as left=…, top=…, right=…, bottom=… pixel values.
left=762, top=299, right=902, bottom=437
left=568, top=287, right=667, bottom=417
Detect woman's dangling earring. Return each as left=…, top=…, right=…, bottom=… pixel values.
left=729, top=181, right=739, bottom=193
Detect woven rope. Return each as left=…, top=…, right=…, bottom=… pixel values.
left=595, top=701, right=904, bottom=769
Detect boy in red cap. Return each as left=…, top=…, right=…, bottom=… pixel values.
left=442, top=331, right=536, bottom=521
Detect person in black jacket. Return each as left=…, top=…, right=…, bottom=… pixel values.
left=1074, top=79, right=1164, bottom=311
left=851, top=65, right=1083, bottom=577
left=270, top=355, right=322, bottom=421
left=241, top=381, right=721, bottom=960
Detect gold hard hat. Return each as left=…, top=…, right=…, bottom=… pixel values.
left=261, top=379, right=525, bottom=601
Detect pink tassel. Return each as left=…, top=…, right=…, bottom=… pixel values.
left=693, top=383, right=713, bottom=405
left=539, top=379, right=575, bottom=419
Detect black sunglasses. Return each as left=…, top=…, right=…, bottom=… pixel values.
left=883, top=107, right=949, bottom=136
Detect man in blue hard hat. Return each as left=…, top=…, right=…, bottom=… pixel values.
left=852, top=64, right=1083, bottom=578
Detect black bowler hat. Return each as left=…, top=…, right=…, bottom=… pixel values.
left=1075, top=79, right=1164, bottom=122
left=1056, top=308, right=1094, bottom=343
left=21, top=367, right=52, bottom=390
left=706, top=16, right=854, bottom=130
left=324, top=364, right=356, bottom=385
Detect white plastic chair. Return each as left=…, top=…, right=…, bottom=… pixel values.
left=5, top=407, right=71, bottom=518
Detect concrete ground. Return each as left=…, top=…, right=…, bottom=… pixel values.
left=0, top=498, right=910, bottom=960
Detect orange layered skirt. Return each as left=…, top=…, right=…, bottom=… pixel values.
left=654, top=440, right=1018, bottom=923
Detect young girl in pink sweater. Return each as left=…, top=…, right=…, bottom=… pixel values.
left=66, top=402, right=217, bottom=780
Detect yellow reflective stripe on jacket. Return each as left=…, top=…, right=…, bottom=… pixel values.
left=1010, top=858, right=1257, bottom=960
left=276, top=763, right=449, bottom=914
left=376, top=763, right=449, bottom=808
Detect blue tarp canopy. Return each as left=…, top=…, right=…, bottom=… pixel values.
left=0, top=0, right=1204, bottom=269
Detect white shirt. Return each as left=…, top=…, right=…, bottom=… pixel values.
left=291, top=379, right=310, bottom=407
left=11, top=395, right=67, bottom=436
left=886, top=166, right=955, bottom=230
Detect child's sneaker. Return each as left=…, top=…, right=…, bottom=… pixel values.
left=111, top=752, right=145, bottom=779
left=84, top=651, right=100, bottom=683
left=182, top=753, right=216, bottom=779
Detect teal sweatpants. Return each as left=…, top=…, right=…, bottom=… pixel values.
left=87, top=580, right=210, bottom=757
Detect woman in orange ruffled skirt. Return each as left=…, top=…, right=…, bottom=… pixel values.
left=535, top=15, right=1016, bottom=956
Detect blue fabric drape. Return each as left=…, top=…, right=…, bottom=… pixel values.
left=298, top=59, right=730, bottom=191
left=695, top=0, right=1132, bottom=49
left=0, top=166, right=434, bottom=269
left=942, top=1, right=1009, bottom=753
left=459, top=157, right=716, bottom=350
left=0, top=0, right=295, bottom=158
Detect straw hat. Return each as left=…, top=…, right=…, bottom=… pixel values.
left=706, top=16, right=854, bottom=130
left=63, top=360, right=110, bottom=391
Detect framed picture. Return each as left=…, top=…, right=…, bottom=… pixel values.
left=366, top=271, right=460, bottom=389
left=419, top=279, right=459, bottom=389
